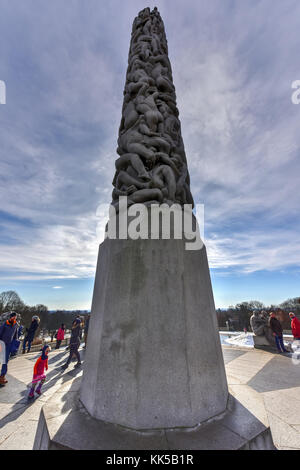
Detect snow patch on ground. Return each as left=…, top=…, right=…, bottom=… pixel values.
left=220, top=333, right=254, bottom=348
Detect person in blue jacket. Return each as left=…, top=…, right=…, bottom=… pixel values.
left=10, top=324, right=23, bottom=357
left=22, top=316, right=40, bottom=354
left=0, top=312, right=18, bottom=385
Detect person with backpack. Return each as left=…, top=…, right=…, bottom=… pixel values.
left=0, top=312, right=18, bottom=385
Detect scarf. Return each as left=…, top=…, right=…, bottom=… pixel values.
left=41, top=344, right=49, bottom=360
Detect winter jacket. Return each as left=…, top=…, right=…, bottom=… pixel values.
left=25, top=320, right=39, bottom=341
left=0, top=321, right=18, bottom=345
left=33, top=356, right=48, bottom=376
left=56, top=328, right=65, bottom=341
left=291, top=317, right=300, bottom=338
left=70, top=321, right=81, bottom=346
left=269, top=317, right=283, bottom=336
left=32, top=356, right=48, bottom=383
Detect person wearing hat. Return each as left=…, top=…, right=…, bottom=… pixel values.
left=61, top=318, right=82, bottom=370
left=22, top=315, right=40, bottom=354
left=269, top=312, right=288, bottom=353
left=0, top=312, right=19, bottom=385
left=289, top=312, right=300, bottom=340
left=28, top=344, right=50, bottom=399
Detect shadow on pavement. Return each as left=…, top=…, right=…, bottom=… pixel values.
left=0, top=349, right=85, bottom=430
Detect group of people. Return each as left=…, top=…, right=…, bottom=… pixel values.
left=28, top=315, right=90, bottom=399
left=250, top=309, right=300, bottom=353
left=0, top=312, right=40, bottom=385
left=0, top=312, right=91, bottom=398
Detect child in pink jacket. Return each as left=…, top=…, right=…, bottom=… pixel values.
left=28, top=345, right=50, bottom=399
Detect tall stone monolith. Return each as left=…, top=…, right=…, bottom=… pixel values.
left=80, top=6, right=228, bottom=430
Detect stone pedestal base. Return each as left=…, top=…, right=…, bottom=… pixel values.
left=253, top=335, right=277, bottom=351
left=80, top=233, right=228, bottom=429
left=33, top=376, right=275, bottom=450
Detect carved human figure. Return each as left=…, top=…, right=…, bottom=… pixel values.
left=151, top=164, right=177, bottom=202
left=250, top=311, right=267, bottom=336
left=135, top=87, right=164, bottom=133
left=119, top=100, right=139, bottom=134
left=132, top=7, right=151, bottom=34
left=157, top=101, right=181, bottom=147
left=115, top=153, right=151, bottom=181
left=130, top=35, right=152, bottom=62
left=126, top=61, right=155, bottom=96
left=118, top=116, right=171, bottom=159
left=174, top=160, right=194, bottom=206
left=150, top=56, right=174, bottom=93
left=112, top=184, right=163, bottom=210
left=112, top=7, right=194, bottom=208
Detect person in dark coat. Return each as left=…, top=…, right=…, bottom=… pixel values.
left=0, top=312, right=18, bottom=385
left=61, top=318, right=82, bottom=370
left=269, top=312, right=288, bottom=353
left=22, top=316, right=40, bottom=354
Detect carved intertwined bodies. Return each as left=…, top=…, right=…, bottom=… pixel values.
left=112, top=7, right=193, bottom=210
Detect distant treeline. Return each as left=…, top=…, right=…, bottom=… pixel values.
left=1, top=290, right=299, bottom=333
left=0, top=290, right=89, bottom=333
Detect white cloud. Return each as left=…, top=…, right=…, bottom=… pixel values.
left=0, top=0, right=300, bottom=282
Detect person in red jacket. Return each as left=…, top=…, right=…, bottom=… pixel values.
left=28, top=344, right=50, bottom=399
left=289, top=312, right=300, bottom=340
left=55, top=324, right=65, bottom=349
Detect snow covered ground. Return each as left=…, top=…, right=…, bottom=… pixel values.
left=219, top=331, right=295, bottom=349
left=219, top=332, right=254, bottom=348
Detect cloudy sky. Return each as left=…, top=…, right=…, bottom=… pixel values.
left=0, top=0, right=299, bottom=310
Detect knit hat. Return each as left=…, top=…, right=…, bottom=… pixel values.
left=41, top=344, right=50, bottom=360
left=289, top=312, right=295, bottom=318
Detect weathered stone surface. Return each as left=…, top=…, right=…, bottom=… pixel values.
left=34, top=378, right=275, bottom=450
left=80, top=233, right=228, bottom=429
left=253, top=335, right=277, bottom=350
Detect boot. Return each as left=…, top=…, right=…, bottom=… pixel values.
left=28, top=384, right=35, bottom=399
left=36, top=383, right=43, bottom=395
left=0, top=375, right=8, bottom=385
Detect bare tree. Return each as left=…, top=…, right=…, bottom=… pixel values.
left=0, top=290, right=24, bottom=313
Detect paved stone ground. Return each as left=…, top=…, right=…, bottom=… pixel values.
left=0, top=345, right=299, bottom=450
left=0, top=345, right=86, bottom=450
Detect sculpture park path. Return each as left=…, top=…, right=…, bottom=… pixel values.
left=0, top=345, right=299, bottom=450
